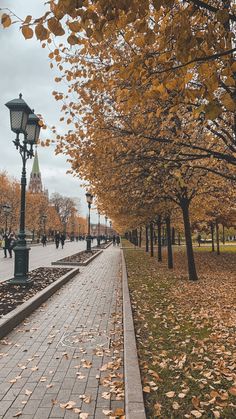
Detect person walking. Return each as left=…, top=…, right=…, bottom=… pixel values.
left=112, top=234, right=116, bottom=246
left=55, top=231, right=60, bottom=249
left=41, top=234, right=47, bottom=247
left=116, top=235, right=120, bottom=246
left=60, top=233, right=66, bottom=249
left=3, top=232, right=13, bottom=258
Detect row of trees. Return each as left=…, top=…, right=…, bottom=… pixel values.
left=0, top=172, right=87, bottom=239
left=1, top=1, right=236, bottom=278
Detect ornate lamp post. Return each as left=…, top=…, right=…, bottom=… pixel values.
left=85, top=192, right=93, bottom=252
left=97, top=210, right=101, bottom=247
left=105, top=215, right=108, bottom=243
left=41, top=215, right=47, bottom=235
left=109, top=220, right=112, bottom=236
left=1, top=203, right=11, bottom=232
left=5, top=94, right=41, bottom=285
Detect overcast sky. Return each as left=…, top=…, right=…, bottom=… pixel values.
left=0, top=0, right=105, bottom=223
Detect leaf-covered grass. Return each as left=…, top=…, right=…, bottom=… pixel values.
left=193, top=245, right=236, bottom=254
left=124, top=241, right=236, bottom=418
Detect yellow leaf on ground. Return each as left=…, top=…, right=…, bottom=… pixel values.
left=165, top=391, right=175, bottom=398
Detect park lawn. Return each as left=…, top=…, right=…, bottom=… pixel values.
left=124, top=242, right=236, bottom=418
left=193, top=245, right=236, bottom=254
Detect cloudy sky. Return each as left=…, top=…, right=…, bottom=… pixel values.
left=0, top=0, right=103, bottom=223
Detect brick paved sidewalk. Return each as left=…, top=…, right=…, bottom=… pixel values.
left=0, top=246, right=124, bottom=419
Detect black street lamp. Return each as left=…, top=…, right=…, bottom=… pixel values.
left=85, top=192, right=93, bottom=252
left=41, top=214, right=47, bottom=235
left=5, top=94, right=41, bottom=285
left=97, top=210, right=101, bottom=247
left=105, top=215, right=108, bottom=243
left=1, top=203, right=11, bottom=232
left=109, top=220, right=112, bottom=236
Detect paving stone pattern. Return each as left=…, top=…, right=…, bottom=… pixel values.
left=0, top=246, right=124, bottom=418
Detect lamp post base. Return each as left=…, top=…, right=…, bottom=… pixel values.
left=8, top=276, right=33, bottom=285
left=8, top=244, right=33, bottom=285
left=86, top=236, right=92, bottom=252
left=97, top=237, right=101, bottom=247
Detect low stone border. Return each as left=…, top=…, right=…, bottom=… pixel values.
left=51, top=249, right=103, bottom=267
left=0, top=266, right=80, bottom=340
left=122, top=250, right=146, bottom=419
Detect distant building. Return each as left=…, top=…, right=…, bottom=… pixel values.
left=28, top=149, right=48, bottom=197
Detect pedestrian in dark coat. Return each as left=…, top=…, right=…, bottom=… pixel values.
left=116, top=235, right=120, bottom=246
left=55, top=231, right=60, bottom=249
left=41, top=234, right=47, bottom=247
left=3, top=232, right=12, bottom=258
left=60, top=233, right=66, bottom=249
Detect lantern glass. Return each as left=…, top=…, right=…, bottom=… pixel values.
left=25, top=113, right=41, bottom=144
left=10, top=110, right=28, bottom=134
left=25, top=123, right=36, bottom=144
left=86, top=192, right=93, bottom=204
left=5, top=94, right=31, bottom=134
left=2, top=203, right=11, bottom=214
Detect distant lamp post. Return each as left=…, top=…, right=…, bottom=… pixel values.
left=85, top=192, right=93, bottom=252
left=109, top=220, right=112, bottom=235
left=5, top=94, right=41, bottom=285
left=105, top=215, right=108, bottom=243
left=41, top=215, right=47, bottom=235
left=97, top=211, right=101, bottom=247
left=1, top=203, right=11, bottom=232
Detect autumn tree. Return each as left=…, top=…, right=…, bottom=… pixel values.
left=50, top=192, right=76, bottom=233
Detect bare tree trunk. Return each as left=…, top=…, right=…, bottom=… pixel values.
left=172, top=227, right=176, bottom=245
left=150, top=222, right=154, bottom=257
left=211, top=223, right=215, bottom=252
left=139, top=227, right=142, bottom=248
left=180, top=199, right=198, bottom=281
left=166, top=215, right=173, bottom=269
left=178, top=231, right=181, bottom=246
left=162, top=226, right=165, bottom=246
left=157, top=215, right=162, bottom=262
left=222, top=224, right=225, bottom=244
left=145, top=225, right=149, bottom=252
left=216, top=219, right=220, bottom=255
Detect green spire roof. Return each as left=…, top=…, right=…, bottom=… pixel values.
left=32, top=150, right=40, bottom=175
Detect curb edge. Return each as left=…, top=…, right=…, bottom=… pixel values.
left=121, top=250, right=146, bottom=419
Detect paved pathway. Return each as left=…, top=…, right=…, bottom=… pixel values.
left=0, top=241, right=88, bottom=283
left=0, top=246, right=124, bottom=418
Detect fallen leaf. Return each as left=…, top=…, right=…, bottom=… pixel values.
left=25, top=389, right=32, bottom=396
left=102, top=410, right=113, bottom=416
left=166, top=391, right=175, bottom=398
left=192, top=396, right=200, bottom=409
left=191, top=410, right=202, bottom=418
left=74, top=408, right=81, bottom=413
left=102, top=392, right=111, bottom=400
left=172, top=401, right=180, bottom=410
left=114, top=408, right=124, bottom=415
left=229, top=387, right=236, bottom=396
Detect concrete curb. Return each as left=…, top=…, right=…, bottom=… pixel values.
left=0, top=266, right=80, bottom=340
left=121, top=250, right=146, bottom=419
left=51, top=250, right=103, bottom=267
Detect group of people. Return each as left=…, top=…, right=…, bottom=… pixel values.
left=2, top=231, right=16, bottom=258
left=112, top=234, right=121, bottom=246
left=54, top=231, right=66, bottom=249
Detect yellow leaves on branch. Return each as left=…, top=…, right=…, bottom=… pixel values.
left=35, top=24, right=49, bottom=41
left=47, top=17, right=65, bottom=36
left=21, top=25, right=34, bottom=39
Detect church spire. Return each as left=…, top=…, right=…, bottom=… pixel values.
left=31, top=149, right=40, bottom=175
left=28, top=149, right=43, bottom=194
